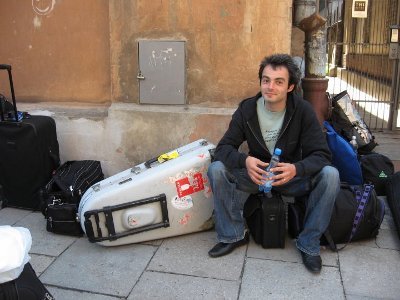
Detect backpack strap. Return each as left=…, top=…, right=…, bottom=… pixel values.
left=348, top=184, right=373, bottom=242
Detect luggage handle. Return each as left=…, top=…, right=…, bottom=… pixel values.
left=144, top=140, right=209, bottom=169
left=83, top=194, right=170, bottom=243
left=0, top=64, right=11, bottom=70
left=0, top=64, right=18, bottom=122
left=144, top=157, right=158, bottom=169
left=144, top=150, right=180, bottom=169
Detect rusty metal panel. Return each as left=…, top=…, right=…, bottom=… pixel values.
left=138, top=41, right=185, bottom=105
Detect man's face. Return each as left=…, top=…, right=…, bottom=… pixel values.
left=260, top=65, right=295, bottom=106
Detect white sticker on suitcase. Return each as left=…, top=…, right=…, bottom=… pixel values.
left=171, top=195, right=193, bottom=210
left=122, top=207, right=158, bottom=229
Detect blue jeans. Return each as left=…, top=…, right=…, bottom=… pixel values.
left=207, top=161, right=340, bottom=256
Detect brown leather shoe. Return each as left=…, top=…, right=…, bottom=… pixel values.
left=208, top=233, right=249, bottom=258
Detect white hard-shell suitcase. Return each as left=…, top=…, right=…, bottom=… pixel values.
left=78, top=139, right=215, bottom=246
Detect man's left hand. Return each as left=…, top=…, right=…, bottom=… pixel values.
left=270, top=162, right=296, bottom=186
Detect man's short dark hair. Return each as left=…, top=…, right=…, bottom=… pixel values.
left=258, top=54, right=301, bottom=89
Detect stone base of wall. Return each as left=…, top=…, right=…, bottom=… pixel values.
left=18, top=103, right=234, bottom=177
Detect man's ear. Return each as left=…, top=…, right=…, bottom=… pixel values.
left=287, top=84, right=295, bottom=93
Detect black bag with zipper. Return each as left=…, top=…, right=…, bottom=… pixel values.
left=330, top=90, right=377, bottom=154
left=360, top=152, right=394, bottom=196
left=244, top=191, right=286, bottom=249
left=0, top=262, right=54, bottom=300
left=288, top=183, right=385, bottom=248
left=385, top=172, right=400, bottom=241
left=41, top=160, right=104, bottom=236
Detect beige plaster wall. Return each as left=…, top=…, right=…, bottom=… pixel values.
left=0, top=0, right=110, bottom=103
left=1, top=0, right=292, bottom=107
left=1, top=0, right=293, bottom=171
left=110, top=0, right=292, bottom=106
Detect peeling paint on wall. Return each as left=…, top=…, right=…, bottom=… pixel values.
left=32, top=0, right=56, bottom=16
left=148, top=48, right=175, bottom=68
left=33, top=15, right=41, bottom=28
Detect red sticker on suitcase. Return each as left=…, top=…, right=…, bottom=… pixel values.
left=175, top=173, right=204, bottom=198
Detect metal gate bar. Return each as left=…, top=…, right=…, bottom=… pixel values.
left=326, top=0, right=399, bottom=131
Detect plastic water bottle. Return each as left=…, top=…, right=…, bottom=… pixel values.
left=259, top=148, right=282, bottom=194
left=350, top=136, right=358, bottom=154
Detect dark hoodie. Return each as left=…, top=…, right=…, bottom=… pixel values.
left=214, top=92, right=332, bottom=177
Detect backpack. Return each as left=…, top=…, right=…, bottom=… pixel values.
left=324, top=121, right=363, bottom=185
left=360, top=153, right=394, bottom=196
left=288, top=183, right=385, bottom=249
left=330, top=90, right=377, bottom=154
left=40, top=160, right=104, bottom=236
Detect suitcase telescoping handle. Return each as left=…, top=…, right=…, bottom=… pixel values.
left=144, top=157, right=158, bottom=168
left=0, top=64, right=11, bottom=70
left=0, top=64, right=18, bottom=122
left=84, top=194, right=170, bottom=243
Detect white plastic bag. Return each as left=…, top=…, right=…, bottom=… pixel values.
left=0, top=225, right=32, bottom=283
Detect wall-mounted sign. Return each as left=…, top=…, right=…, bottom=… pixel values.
left=352, top=0, right=368, bottom=18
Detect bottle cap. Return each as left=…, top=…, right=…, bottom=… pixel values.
left=274, top=148, right=282, bottom=155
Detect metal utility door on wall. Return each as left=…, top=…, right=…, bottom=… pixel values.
left=137, top=41, right=185, bottom=105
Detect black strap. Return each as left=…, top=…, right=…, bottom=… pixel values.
left=323, top=230, right=337, bottom=251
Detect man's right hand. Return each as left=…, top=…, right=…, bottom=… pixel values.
left=245, top=156, right=268, bottom=185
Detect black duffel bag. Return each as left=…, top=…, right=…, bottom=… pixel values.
left=0, top=263, right=54, bottom=300
left=288, top=183, right=385, bottom=249
left=40, top=160, right=104, bottom=236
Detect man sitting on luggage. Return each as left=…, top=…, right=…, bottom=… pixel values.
left=207, top=53, right=340, bottom=273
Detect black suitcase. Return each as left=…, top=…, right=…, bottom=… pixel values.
left=385, top=172, right=400, bottom=241
left=0, top=64, right=60, bottom=210
left=244, top=192, right=286, bottom=248
left=0, top=262, right=54, bottom=300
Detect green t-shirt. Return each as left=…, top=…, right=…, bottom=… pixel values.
left=257, top=97, right=286, bottom=153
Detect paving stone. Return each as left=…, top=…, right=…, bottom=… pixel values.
left=247, top=236, right=338, bottom=267
left=344, top=237, right=378, bottom=249
left=30, top=254, right=55, bottom=276
left=40, top=238, right=156, bottom=298
left=380, top=212, right=396, bottom=231
left=129, top=271, right=239, bottom=300
left=240, top=258, right=344, bottom=300
left=147, top=231, right=246, bottom=281
left=339, top=246, right=400, bottom=299
left=379, top=197, right=397, bottom=231
left=346, top=294, right=384, bottom=300
left=140, top=238, right=164, bottom=246
left=376, top=228, right=400, bottom=250
left=14, top=212, right=78, bottom=256
left=0, top=208, right=32, bottom=225
left=47, top=286, right=121, bottom=300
